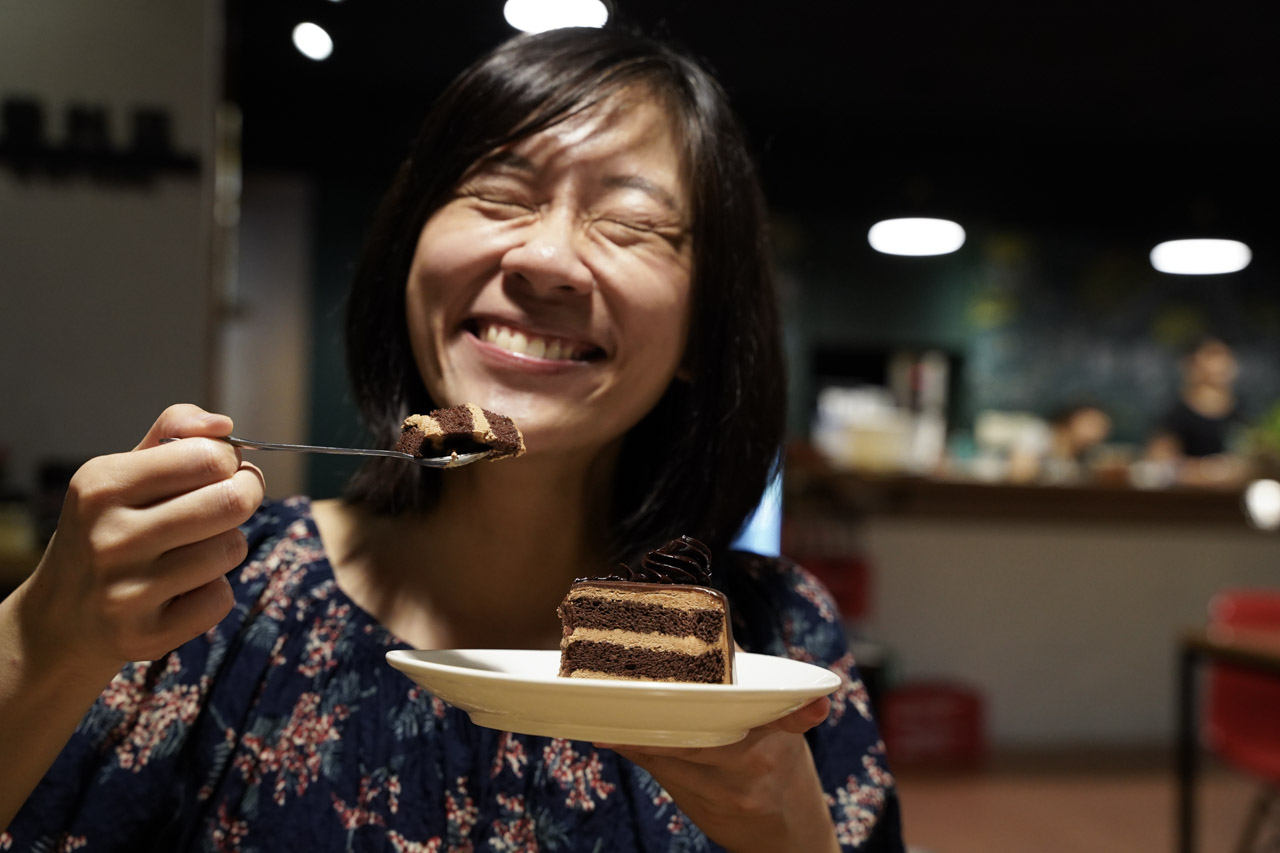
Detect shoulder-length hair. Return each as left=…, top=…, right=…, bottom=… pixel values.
left=343, top=26, right=785, bottom=565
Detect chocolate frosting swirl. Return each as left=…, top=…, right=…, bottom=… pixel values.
left=585, top=535, right=713, bottom=585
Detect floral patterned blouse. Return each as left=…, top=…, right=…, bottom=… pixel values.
left=7, top=497, right=902, bottom=852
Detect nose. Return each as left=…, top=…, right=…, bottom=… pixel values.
left=501, top=209, right=595, bottom=296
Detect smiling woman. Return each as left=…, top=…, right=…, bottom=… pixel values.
left=2, top=26, right=902, bottom=853
left=343, top=29, right=787, bottom=562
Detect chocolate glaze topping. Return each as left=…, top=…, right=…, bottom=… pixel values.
left=585, top=535, right=713, bottom=585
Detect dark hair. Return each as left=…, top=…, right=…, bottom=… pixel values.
left=343, top=27, right=784, bottom=563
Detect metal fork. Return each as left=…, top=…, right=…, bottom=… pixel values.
left=160, top=436, right=492, bottom=468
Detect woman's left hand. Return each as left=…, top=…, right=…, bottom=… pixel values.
left=599, top=697, right=840, bottom=853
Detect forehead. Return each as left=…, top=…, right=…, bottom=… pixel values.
left=483, top=90, right=689, bottom=199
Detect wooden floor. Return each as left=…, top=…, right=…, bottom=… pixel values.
left=895, top=749, right=1260, bottom=853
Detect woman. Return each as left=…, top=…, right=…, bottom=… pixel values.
left=0, top=28, right=902, bottom=851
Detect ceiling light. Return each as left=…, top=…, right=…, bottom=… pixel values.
left=1149, top=239, right=1251, bottom=275
left=292, top=23, right=333, bottom=61
left=868, top=218, right=966, bottom=256
left=503, top=0, right=609, bottom=33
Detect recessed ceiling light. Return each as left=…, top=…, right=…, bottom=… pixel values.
left=292, top=22, right=334, bottom=61
left=503, top=0, right=609, bottom=34
left=867, top=218, right=966, bottom=256
left=1149, top=239, right=1252, bottom=275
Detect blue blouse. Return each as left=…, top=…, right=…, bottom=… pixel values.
left=7, top=497, right=902, bottom=852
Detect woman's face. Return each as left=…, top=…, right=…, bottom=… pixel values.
left=405, top=90, right=694, bottom=458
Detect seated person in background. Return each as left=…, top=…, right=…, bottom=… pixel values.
left=1003, top=402, right=1113, bottom=483
left=1145, top=336, right=1250, bottom=486
left=1046, top=402, right=1112, bottom=466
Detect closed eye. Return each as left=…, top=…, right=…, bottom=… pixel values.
left=469, top=193, right=535, bottom=218
left=598, top=218, right=688, bottom=252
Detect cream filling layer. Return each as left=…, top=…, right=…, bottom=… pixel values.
left=562, top=627, right=724, bottom=655
left=405, top=403, right=495, bottom=444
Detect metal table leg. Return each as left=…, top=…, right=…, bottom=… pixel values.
left=1177, top=643, right=1199, bottom=853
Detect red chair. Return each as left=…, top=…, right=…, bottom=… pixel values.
left=1204, top=589, right=1280, bottom=852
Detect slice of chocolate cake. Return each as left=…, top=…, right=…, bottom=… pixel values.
left=396, top=403, right=525, bottom=463
left=557, top=536, right=735, bottom=684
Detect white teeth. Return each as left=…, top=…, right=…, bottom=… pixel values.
left=478, top=323, right=582, bottom=361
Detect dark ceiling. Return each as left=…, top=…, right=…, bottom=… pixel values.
left=229, top=1, right=1279, bottom=245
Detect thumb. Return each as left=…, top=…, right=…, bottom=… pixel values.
left=135, top=404, right=234, bottom=450
left=766, top=696, right=831, bottom=735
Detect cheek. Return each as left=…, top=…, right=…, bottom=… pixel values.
left=628, top=278, right=693, bottom=380
left=405, top=220, right=481, bottom=335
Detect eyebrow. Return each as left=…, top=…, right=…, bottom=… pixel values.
left=475, top=151, right=684, bottom=214
left=480, top=150, right=536, bottom=172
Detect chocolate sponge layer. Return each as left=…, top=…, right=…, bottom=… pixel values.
left=559, top=641, right=726, bottom=683
left=558, top=598, right=724, bottom=643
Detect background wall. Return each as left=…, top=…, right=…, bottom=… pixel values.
left=781, top=218, right=1280, bottom=448
left=0, top=0, right=218, bottom=495
left=860, top=517, right=1279, bottom=747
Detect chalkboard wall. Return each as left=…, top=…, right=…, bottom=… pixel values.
left=782, top=215, right=1280, bottom=447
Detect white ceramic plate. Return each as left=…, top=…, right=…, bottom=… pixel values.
left=385, top=649, right=842, bottom=747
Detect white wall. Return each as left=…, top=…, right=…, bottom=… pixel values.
left=861, top=518, right=1280, bottom=748
left=0, top=0, right=216, bottom=491
left=220, top=174, right=314, bottom=498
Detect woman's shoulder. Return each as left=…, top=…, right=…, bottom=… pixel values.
left=724, top=550, right=841, bottom=615
left=721, top=550, right=847, bottom=662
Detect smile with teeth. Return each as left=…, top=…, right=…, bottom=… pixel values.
left=476, top=321, right=600, bottom=362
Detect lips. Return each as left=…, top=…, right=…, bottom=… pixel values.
left=471, top=320, right=603, bottom=362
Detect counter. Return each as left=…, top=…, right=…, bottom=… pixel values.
left=784, top=460, right=1279, bottom=751
left=786, top=467, right=1250, bottom=526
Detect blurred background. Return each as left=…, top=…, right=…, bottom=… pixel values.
left=2, top=1, right=1278, bottom=849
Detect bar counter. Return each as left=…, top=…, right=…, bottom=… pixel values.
left=786, top=467, right=1250, bottom=526
left=782, top=454, right=1279, bottom=750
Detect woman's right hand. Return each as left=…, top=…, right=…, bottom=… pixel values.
left=0, top=404, right=264, bottom=829
left=18, top=404, right=266, bottom=673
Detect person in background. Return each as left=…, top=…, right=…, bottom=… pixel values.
left=0, top=27, right=902, bottom=852
left=1145, top=336, right=1250, bottom=486
left=1041, top=401, right=1114, bottom=482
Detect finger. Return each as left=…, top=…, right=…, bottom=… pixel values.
left=134, top=404, right=234, bottom=451
left=146, top=528, right=250, bottom=605
left=762, top=697, right=831, bottom=734
left=597, top=732, right=760, bottom=764
left=597, top=698, right=830, bottom=762
left=156, top=574, right=236, bottom=647
left=606, top=747, right=706, bottom=780
left=598, top=743, right=706, bottom=760
left=83, top=437, right=244, bottom=509
left=118, top=462, right=264, bottom=557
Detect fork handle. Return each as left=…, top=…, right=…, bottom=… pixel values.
left=161, top=435, right=410, bottom=460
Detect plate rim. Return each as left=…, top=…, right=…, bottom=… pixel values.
left=385, top=648, right=843, bottom=694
